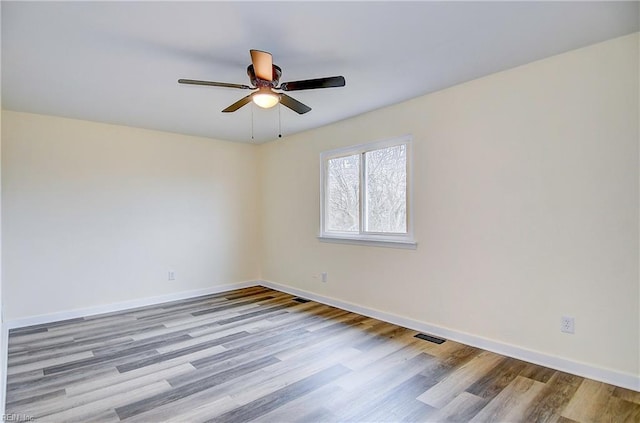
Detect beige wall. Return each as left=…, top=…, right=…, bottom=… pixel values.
left=2, top=111, right=261, bottom=319
left=260, top=34, right=639, bottom=377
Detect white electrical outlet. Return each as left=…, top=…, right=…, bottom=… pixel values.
left=561, top=316, right=575, bottom=334
left=168, top=270, right=176, bottom=281
left=321, top=272, right=328, bottom=283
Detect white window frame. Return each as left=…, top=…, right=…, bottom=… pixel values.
left=318, top=135, right=416, bottom=249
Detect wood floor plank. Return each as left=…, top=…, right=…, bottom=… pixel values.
left=5, top=368, right=45, bottom=385
left=427, top=391, right=488, bottom=422
left=115, top=337, right=232, bottom=373
left=522, top=371, right=584, bottom=422
left=9, top=335, right=135, bottom=366
left=63, top=350, right=208, bottom=399
left=250, top=384, right=346, bottom=423
left=8, top=336, right=76, bottom=355
left=562, top=379, right=617, bottom=423
left=356, top=374, right=438, bottom=421
left=340, top=329, right=420, bottom=371
left=229, top=346, right=361, bottom=407
left=334, top=342, right=429, bottom=392
left=292, top=406, right=340, bottom=423
left=520, top=360, right=558, bottom=384
left=601, top=396, right=640, bottom=422
left=469, top=375, right=546, bottom=422
left=112, top=380, right=243, bottom=423
left=37, top=380, right=172, bottom=422
left=205, top=364, right=351, bottom=423
left=9, top=326, right=51, bottom=336
left=163, top=395, right=241, bottom=423
left=417, top=350, right=504, bottom=408
left=330, top=353, right=438, bottom=421
left=614, top=386, right=640, bottom=405
left=4, top=388, right=67, bottom=411
left=115, top=355, right=280, bottom=419
left=45, top=315, right=138, bottom=337
left=7, top=366, right=119, bottom=399
left=465, top=356, right=528, bottom=400
left=65, top=362, right=195, bottom=398
left=44, top=347, right=159, bottom=375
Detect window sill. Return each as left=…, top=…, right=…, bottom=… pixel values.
left=317, top=235, right=417, bottom=249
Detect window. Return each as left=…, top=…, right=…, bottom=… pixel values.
left=320, top=136, right=415, bottom=247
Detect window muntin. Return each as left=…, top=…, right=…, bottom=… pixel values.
left=320, top=136, right=413, bottom=245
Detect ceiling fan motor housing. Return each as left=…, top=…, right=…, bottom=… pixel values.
left=247, top=64, right=282, bottom=88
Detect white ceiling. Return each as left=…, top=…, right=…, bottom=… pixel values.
left=2, top=2, right=638, bottom=143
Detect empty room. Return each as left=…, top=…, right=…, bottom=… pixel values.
left=1, top=1, right=639, bottom=422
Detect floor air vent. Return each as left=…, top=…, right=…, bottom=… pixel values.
left=414, top=333, right=446, bottom=344
left=292, top=297, right=311, bottom=303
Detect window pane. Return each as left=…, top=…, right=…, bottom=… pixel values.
left=365, top=144, right=407, bottom=233
left=327, top=154, right=360, bottom=232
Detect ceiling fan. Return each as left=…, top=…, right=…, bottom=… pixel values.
left=178, top=50, right=346, bottom=115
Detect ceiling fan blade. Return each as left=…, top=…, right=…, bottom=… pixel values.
left=222, top=94, right=253, bottom=113
left=250, top=49, right=273, bottom=81
left=279, top=76, right=345, bottom=91
left=279, top=93, right=312, bottom=114
left=178, top=79, right=252, bottom=90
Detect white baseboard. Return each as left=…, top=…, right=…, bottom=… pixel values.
left=4, top=281, right=258, bottom=330
left=259, top=279, right=640, bottom=392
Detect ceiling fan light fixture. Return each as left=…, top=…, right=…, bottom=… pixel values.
left=252, top=89, right=280, bottom=109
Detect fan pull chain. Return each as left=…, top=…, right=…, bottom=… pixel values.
left=278, top=104, right=282, bottom=138
left=251, top=103, right=255, bottom=141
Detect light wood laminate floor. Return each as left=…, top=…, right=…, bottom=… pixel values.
left=5, top=287, right=640, bottom=422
